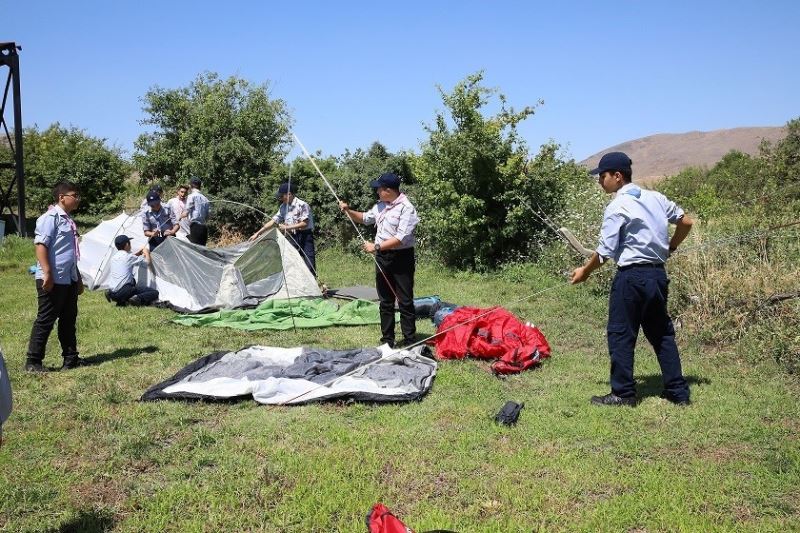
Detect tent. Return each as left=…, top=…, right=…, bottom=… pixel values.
left=78, top=212, right=321, bottom=313
left=141, top=344, right=437, bottom=405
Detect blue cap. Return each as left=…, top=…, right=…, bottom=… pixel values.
left=189, top=176, right=202, bottom=187
left=275, top=182, right=298, bottom=198
left=588, top=152, right=632, bottom=175
left=114, top=235, right=132, bottom=248
left=146, top=192, right=161, bottom=205
left=369, top=172, right=401, bottom=189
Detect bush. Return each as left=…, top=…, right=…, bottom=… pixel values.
left=5, top=124, right=129, bottom=217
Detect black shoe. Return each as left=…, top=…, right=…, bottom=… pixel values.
left=105, top=290, right=112, bottom=303
left=128, top=295, right=143, bottom=306
left=590, top=393, right=637, bottom=407
left=24, top=362, right=46, bottom=373
left=381, top=339, right=395, bottom=348
left=660, top=391, right=691, bottom=406
left=61, top=357, right=87, bottom=370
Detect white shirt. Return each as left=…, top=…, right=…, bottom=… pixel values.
left=362, top=193, right=419, bottom=249
left=107, top=250, right=145, bottom=292
left=167, top=196, right=190, bottom=233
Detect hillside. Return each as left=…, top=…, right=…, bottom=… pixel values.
left=580, top=126, right=786, bottom=181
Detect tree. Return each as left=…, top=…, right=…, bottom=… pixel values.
left=413, top=71, right=543, bottom=269
left=133, top=72, right=292, bottom=232
left=15, top=124, right=129, bottom=216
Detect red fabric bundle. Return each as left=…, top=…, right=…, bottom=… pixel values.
left=432, top=306, right=551, bottom=374
left=366, top=503, right=414, bottom=533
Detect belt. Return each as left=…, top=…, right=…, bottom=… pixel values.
left=618, top=263, right=664, bottom=271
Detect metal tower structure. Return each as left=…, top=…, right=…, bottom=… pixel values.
left=0, top=42, right=25, bottom=237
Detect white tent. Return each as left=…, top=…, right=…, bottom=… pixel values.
left=78, top=212, right=321, bottom=313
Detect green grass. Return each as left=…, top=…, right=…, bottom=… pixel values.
left=1, top=235, right=798, bottom=532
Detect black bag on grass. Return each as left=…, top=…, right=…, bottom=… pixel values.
left=495, top=401, right=524, bottom=426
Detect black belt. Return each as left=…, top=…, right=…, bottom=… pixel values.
left=618, top=263, right=664, bottom=271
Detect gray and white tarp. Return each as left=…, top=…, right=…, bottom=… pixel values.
left=141, top=344, right=437, bottom=405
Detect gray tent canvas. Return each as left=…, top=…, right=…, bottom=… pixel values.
left=79, top=213, right=320, bottom=313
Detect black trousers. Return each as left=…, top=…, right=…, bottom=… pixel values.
left=286, top=230, right=317, bottom=277
left=26, top=280, right=79, bottom=364
left=189, top=223, right=208, bottom=246
left=375, top=247, right=415, bottom=345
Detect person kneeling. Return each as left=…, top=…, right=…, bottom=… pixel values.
left=105, top=235, right=159, bottom=307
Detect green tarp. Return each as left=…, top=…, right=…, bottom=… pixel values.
left=172, top=298, right=383, bottom=331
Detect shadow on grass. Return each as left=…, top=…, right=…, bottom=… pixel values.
left=592, top=374, right=711, bottom=398
left=48, top=507, right=115, bottom=533
left=82, top=345, right=159, bottom=367
left=638, top=373, right=711, bottom=399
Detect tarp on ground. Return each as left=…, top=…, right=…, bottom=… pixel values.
left=172, top=298, right=382, bottom=330
left=432, top=306, right=551, bottom=374
left=78, top=212, right=320, bottom=313
left=141, top=344, right=437, bottom=405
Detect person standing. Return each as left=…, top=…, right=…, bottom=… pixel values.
left=142, top=192, right=177, bottom=250
left=182, top=177, right=210, bottom=246
left=571, top=152, right=694, bottom=407
left=105, top=235, right=160, bottom=307
left=166, top=184, right=191, bottom=237
left=25, top=182, right=85, bottom=372
left=339, top=173, right=419, bottom=348
left=249, top=182, right=317, bottom=277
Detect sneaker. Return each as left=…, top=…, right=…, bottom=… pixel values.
left=128, top=295, right=143, bottom=306
left=104, top=291, right=113, bottom=303
left=660, top=391, right=691, bottom=406
left=61, top=357, right=87, bottom=370
left=24, top=362, right=46, bottom=373
left=590, top=393, right=637, bottom=407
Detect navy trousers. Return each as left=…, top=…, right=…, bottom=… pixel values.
left=607, top=264, right=690, bottom=401
left=286, top=230, right=316, bottom=277
left=108, top=281, right=159, bottom=306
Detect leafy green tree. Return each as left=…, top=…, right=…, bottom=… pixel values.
left=10, top=123, right=129, bottom=216
left=133, top=72, right=292, bottom=232
left=413, top=71, right=545, bottom=269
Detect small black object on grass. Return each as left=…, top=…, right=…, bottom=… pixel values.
left=495, top=401, right=524, bottom=426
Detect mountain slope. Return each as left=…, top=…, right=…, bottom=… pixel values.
left=580, top=126, right=786, bottom=181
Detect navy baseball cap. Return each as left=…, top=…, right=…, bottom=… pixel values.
left=588, top=152, right=632, bottom=175
left=189, top=177, right=202, bottom=187
left=146, top=192, right=161, bottom=205
left=275, top=182, right=298, bottom=198
left=369, top=172, right=401, bottom=189
left=114, top=235, right=132, bottom=248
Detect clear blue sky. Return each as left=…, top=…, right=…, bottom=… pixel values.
left=7, top=0, right=799, bottom=162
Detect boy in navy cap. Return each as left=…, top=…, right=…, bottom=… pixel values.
left=143, top=192, right=177, bottom=250
left=249, top=182, right=317, bottom=276
left=339, top=173, right=420, bottom=348
left=105, top=235, right=159, bottom=306
left=571, top=152, right=694, bottom=406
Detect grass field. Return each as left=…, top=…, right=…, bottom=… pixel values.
left=1, top=235, right=798, bottom=532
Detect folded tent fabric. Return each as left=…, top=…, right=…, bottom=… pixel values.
left=141, top=344, right=437, bottom=405
left=172, top=298, right=382, bottom=330
left=432, top=306, right=551, bottom=374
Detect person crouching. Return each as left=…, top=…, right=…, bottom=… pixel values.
left=105, top=235, right=159, bottom=307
